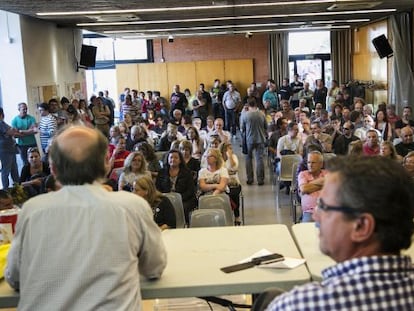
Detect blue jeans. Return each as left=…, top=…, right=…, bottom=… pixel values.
left=0, top=152, right=19, bottom=189
left=245, top=143, right=265, bottom=184
left=301, top=212, right=314, bottom=223
left=224, top=109, right=236, bottom=135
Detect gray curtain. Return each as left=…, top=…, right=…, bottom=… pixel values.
left=389, top=13, right=414, bottom=114
left=269, top=33, right=289, bottom=87
left=330, top=29, right=352, bottom=84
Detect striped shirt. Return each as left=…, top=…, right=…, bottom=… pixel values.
left=38, top=114, right=57, bottom=151
left=266, top=255, right=414, bottom=311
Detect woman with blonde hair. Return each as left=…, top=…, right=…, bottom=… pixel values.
left=198, top=148, right=229, bottom=196
left=133, top=175, right=176, bottom=230
left=118, top=151, right=151, bottom=191
left=347, top=140, right=363, bottom=156
left=219, top=142, right=242, bottom=225
left=380, top=140, right=402, bottom=162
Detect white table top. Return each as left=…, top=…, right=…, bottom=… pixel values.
left=291, top=223, right=335, bottom=281
left=0, top=224, right=311, bottom=306
left=292, top=222, right=414, bottom=282
left=141, top=224, right=310, bottom=298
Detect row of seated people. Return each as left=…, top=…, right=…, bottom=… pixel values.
left=107, top=134, right=242, bottom=226
left=289, top=139, right=414, bottom=224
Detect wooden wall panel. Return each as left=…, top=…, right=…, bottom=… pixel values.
left=353, top=20, right=388, bottom=83
left=166, top=62, right=197, bottom=95
left=116, top=59, right=253, bottom=100
left=116, top=64, right=139, bottom=95
left=195, top=60, right=225, bottom=90
left=137, top=63, right=168, bottom=97
left=224, top=59, right=254, bottom=97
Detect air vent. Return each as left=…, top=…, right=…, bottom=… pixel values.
left=86, top=14, right=140, bottom=22
left=327, top=1, right=382, bottom=11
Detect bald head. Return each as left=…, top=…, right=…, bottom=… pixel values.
left=50, top=126, right=108, bottom=185
left=57, top=127, right=99, bottom=163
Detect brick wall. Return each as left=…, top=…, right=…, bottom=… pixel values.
left=153, top=34, right=269, bottom=87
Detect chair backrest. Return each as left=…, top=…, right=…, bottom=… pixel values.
left=164, top=192, right=186, bottom=228
left=198, top=193, right=233, bottom=226
left=279, top=154, right=302, bottom=182
left=190, top=209, right=227, bottom=228
left=291, top=162, right=300, bottom=190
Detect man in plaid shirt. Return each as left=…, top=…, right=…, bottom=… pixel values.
left=262, top=156, right=414, bottom=311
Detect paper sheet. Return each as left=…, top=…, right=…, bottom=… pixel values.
left=240, top=248, right=306, bottom=269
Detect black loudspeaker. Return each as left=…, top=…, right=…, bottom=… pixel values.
left=80, top=44, right=97, bottom=67
left=372, top=34, right=393, bottom=59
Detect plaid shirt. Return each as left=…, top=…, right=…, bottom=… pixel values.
left=266, top=255, right=414, bottom=311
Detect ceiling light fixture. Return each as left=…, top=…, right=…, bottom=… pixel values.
left=76, top=9, right=395, bottom=27
left=37, top=0, right=350, bottom=16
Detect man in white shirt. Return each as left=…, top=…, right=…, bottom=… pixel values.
left=6, top=126, right=167, bottom=310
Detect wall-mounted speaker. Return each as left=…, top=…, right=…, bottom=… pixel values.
left=372, top=34, right=393, bottom=59
left=80, top=44, right=97, bottom=67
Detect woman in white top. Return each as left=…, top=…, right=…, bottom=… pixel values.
left=118, top=151, right=151, bottom=191
left=198, top=148, right=229, bottom=196
left=220, top=142, right=242, bottom=225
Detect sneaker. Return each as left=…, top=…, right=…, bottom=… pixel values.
left=258, top=181, right=264, bottom=186
left=247, top=180, right=253, bottom=185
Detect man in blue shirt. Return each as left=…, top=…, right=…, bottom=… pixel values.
left=261, top=156, right=414, bottom=311
left=262, top=79, right=279, bottom=111
left=11, top=102, right=38, bottom=165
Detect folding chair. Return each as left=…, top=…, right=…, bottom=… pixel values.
left=275, top=154, right=302, bottom=209
left=198, top=193, right=234, bottom=226
left=164, top=192, right=186, bottom=228
left=290, top=162, right=301, bottom=223
left=189, top=209, right=226, bottom=227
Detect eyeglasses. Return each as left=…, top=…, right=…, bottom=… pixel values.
left=317, top=198, right=359, bottom=214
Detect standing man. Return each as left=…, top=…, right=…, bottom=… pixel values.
left=170, top=84, right=187, bottom=117
left=0, top=108, right=20, bottom=189
left=240, top=98, right=267, bottom=185
left=290, top=74, right=304, bottom=109
left=313, top=79, right=328, bottom=109
left=222, top=83, right=241, bottom=137
left=210, top=79, right=222, bottom=119
left=278, top=78, right=292, bottom=103
left=262, top=80, right=279, bottom=111
left=11, top=102, right=38, bottom=165
left=262, top=156, right=414, bottom=310
left=6, top=126, right=167, bottom=310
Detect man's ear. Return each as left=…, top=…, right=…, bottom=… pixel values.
left=351, top=213, right=376, bottom=243
left=50, top=161, right=58, bottom=178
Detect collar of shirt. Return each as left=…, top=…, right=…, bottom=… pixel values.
left=322, top=255, right=413, bottom=283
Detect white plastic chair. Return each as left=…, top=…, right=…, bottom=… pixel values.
left=164, top=192, right=186, bottom=228
left=198, top=193, right=233, bottom=226
left=189, top=209, right=226, bottom=227
left=275, top=154, right=302, bottom=209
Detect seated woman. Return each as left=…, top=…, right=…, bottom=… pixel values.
left=200, top=134, right=222, bottom=168
left=186, top=126, right=204, bottom=160
left=198, top=148, right=229, bottom=196
left=135, top=141, right=161, bottom=179
left=179, top=140, right=200, bottom=183
left=219, top=142, right=242, bottom=225
left=156, top=149, right=197, bottom=225
left=20, top=147, right=50, bottom=197
left=133, top=175, right=176, bottom=230
left=118, top=121, right=129, bottom=139
left=118, top=151, right=151, bottom=191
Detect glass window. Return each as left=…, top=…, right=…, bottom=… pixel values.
left=288, top=31, right=331, bottom=55
left=114, top=38, right=148, bottom=60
